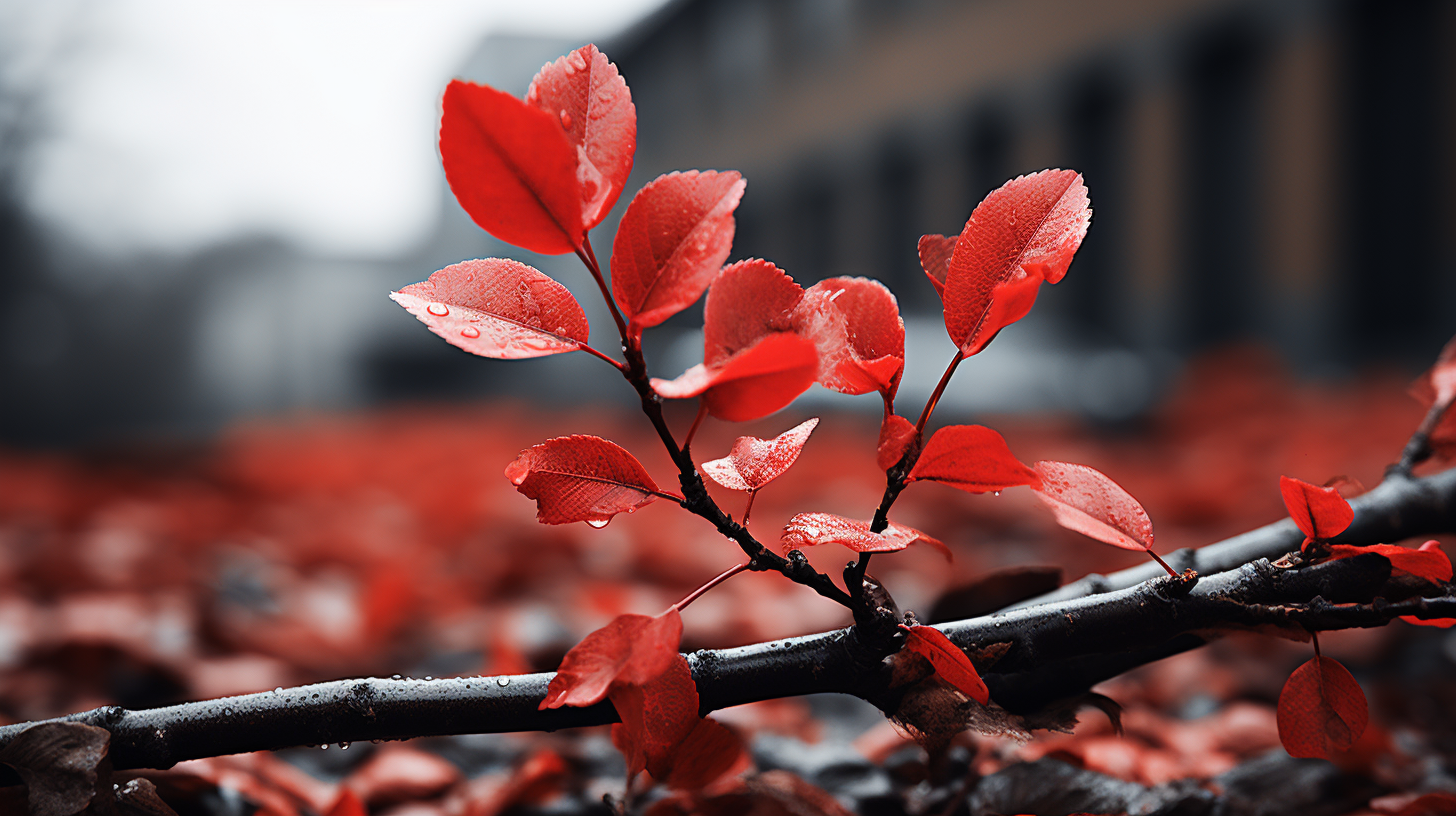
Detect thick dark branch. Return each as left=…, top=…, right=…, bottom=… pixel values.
left=3, top=488, right=1450, bottom=775
left=1007, top=466, right=1456, bottom=610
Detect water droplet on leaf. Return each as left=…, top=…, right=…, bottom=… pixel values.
left=497, top=676, right=510, bottom=687
left=586, top=518, right=610, bottom=529
left=426, top=302, right=449, bottom=317
left=460, top=326, right=480, bottom=339
left=560, top=110, right=573, bottom=129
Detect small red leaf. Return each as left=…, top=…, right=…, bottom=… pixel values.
left=523, top=44, right=636, bottom=230
left=609, top=654, right=700, bottom=779
left=906, top=425, right=1039, bottom=494
left=702, top=418, right=818, bottom=492
left=899, top=624, right=989, bottom=704
left=390, top=259, right=589, bottom=359
left=791, top=277, right=905, bottom=397
left=957, top=270, right=1045, bottom=358
left=653, top=333, right=818, bottom=422
left=943, top=170, right=1090, bottom=355
left=1280, top=475, right=1354, bottom=542
left=780, top=513, right=950, bottom=561
left=1031, top=461, right=1154, bottom=551
left=661, top=717, right=746, bottom=791
left=505, top=435, right=661, bottom=525
left=876, top=414, right=918, bottom=471
left=1277, top=655, right=1368, bottom=759
left=1326, top=540, right=1452, bottom=584
left=1410, top=333, right=1456, bottom=461
left=702, top=259, right=803, bottom=366
left=540, top=609, right=682, bottom=710
left=611, top=171, right=745, bottom=331
left=440, top=80, right=582, bottom=254
left=1400, top=615, right=1456, bottom=628
left=917, top=233, right=957, bottom=297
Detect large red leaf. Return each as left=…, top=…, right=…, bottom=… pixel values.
left=779, top=512, right=950, bottom=560
left=1031, top=460, right=1154, bottom=551
left=702, top=259, right=803, bottom=366
left=956, top=271, right=1046, bottom=358
left=1326, top=540, right=1452, bottom=584
left=439, top=80, right=583, bottom=254
left=906, top=425, right=1039, bottom=494
left=523, top=44, right=636, bottom=230
left=653, top=333, right=818, bottom=422
left=505, top=435, right=662, bottom=525
left=917, top=233, right=957, bottom=297
left=876, top=414, right=918, bottom=471
left=899, top=624, right=989, bottom=704
left=1279, top=476, right=1354, bottom=542
left=661, top=717, right=746, bottom=791
left=609, top=655, right=701, bottom=779
left=390, top=259, right=589, bottom=359
left=702, top=418, right=818, bottom=492
left=611, top=170, right=745, bottom=331
left=791, top=277, right=905, bottom=397
left=943, top=170, right=1090, bottom=355
left=1277, top=655, right=1368, bottom=759
left=539, top=609, right=682, bottom=709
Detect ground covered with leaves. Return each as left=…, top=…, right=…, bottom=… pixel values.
left=2, top=347, right=1455, bottom=816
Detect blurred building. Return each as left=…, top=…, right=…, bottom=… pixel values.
left=2, top=0, right=1454, bottom=445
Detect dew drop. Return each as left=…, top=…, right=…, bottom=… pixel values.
left=340, top=742, right=351, bottom=750
left=223, top=707, right=233, bottom=716
left=586, top=518, right=610, bottom=529
left=497, top=676, right=510, bottom=687
left=993, top=491, right=1001, bottom=497
left=560, top=110, right=573, bottom=130
left=392, top=674, right=402, bottom=680
left=274, top=687, right=283, bottom=694
left=424, top=676, right=433, bottom=681
left=460, top=326, right=481, bottom=339
left=320, top=743, right=328, bottom=750
left=426, top=302, right=449, bottom=317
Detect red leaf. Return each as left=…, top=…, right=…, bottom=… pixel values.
left=653, top=333, right=818, bottom=422
left=876, top=414, right=918, bottom=471
left=956, top=270, right=1046, bottom=358
left=1326, top=540, right=1452, bottom=584
left=390, top=259, right=589, bottom=359
left=791, top=277, right=905, bottom=397
left=661, top=717, right=746, bottom=791
left=439, top=80, right=583, bottom=254
left=702, top=418, right=818, bottom=492
left=780, top=512, right=950, bottom=561
left=899, top=624, right=990, bottom=704
left=505, top=435, right=662, bottom=525
left=917, top=233, right=957, bottom=297
left=1410, top=333, right=1456, bottom=460
left=611, top=171, right=746, bottom=331
left=1031, top=461, right=1154, bottom=551
left=702, top=260, right=803, bottom=367
left=523, top=44, right=636, bottom=230
left=943, top=170, right=1090, bottom=355
left=540, top=609, right=682, bottom=709
left=1279, top=475, right=1354, bottom=542
left=1277, top=655, right=1368, bottom=759
left=325, top=789, right=366, bottom=816
left=906, top=425, right=1039, bottom=494
left=609, top=654, right=701, bottom=779
left=1401, top=615, right=1456, bottom=628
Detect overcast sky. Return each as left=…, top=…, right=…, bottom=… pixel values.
left=8, top=0, right=668, bottom=261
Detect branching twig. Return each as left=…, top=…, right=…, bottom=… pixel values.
left=3, top=466, right=1452, bottom=778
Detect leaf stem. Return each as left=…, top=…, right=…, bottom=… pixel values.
left=1395, top=396, right=1453, bottom=475
left=742, top=491, right=757, bottom=527
left=916, top=348, right=965, bottom=434
left=674, top=562, right=750, bottom=612
left=683, top=401, right=708, bottom=451
left=576, top=343, right=627, bottom=370
left=575, top=237, right=631, bottom=342
left=1147, top=549, right=1179, bottom=578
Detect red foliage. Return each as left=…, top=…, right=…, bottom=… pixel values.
left=906, top=425, right=1039, bottom=494
left=540, top=609, right=682, bottom=709
left=702, top=418, right=818, bottom=492
left=779, top=513, right=950, bottom=560
left=523, top=44, right=636, bottom=231
left=916, top=233, right=957, bottom=297
left=899, top=624, right=989, bottom=704
left=390, top=259, right=589, bottom=359
left=790, top=277, right=905, bottom=398
left=1279, top=475, right=1354, bottom=544
left=654, top=333, right=819, bottom=422
left=1030, top=461, right=1154, bottom=552
left=1277, top=655, right=1368, bottom=759
left=876, top=414, right=918, bottom=471
left=439, top=80, right=584, bottom=254
left=505, top=435, right=664, bottom=525
left=609, top=655, right=744, bottom=787
left=1325, top=540, right=1452, bottom=584
left=942, top=170, right=1090, bottom=357
left=611, top=170, right=745, bottom=331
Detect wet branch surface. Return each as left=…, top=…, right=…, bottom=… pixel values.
left=1, top=465, right=1452, bottom=778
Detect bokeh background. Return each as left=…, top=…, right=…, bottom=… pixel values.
left=2, top=2, right=1456, bottom=813
left=2, top=0, right=1453, bottom=446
